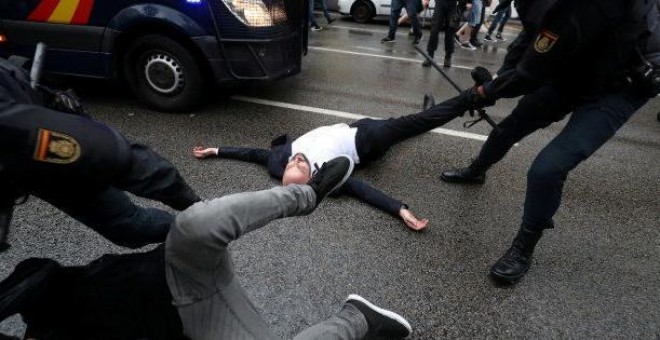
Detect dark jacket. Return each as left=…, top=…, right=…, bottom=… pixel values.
left=486, top=0, right=658, bottom=100
left=216, top=134, right=407, bottom=217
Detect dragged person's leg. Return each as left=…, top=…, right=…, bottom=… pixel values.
left=351, top=95, right=467, bottom=164
left=166, top=157, right=353, bottom=340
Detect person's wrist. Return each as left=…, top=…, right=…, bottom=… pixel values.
left=214, top=148, right=219, bottom=156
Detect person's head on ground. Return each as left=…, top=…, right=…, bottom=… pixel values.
left=282, top=153, right=312, bottom=186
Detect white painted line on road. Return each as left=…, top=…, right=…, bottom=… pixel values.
left=231, top=95, right=488, bottom=141
left=308, top=46, right=474, bottom=70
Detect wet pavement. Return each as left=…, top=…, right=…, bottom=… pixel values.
left=1, top=18, right=659, bottom=339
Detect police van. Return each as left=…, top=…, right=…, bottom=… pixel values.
left=0, top=0, right=308, bottom=111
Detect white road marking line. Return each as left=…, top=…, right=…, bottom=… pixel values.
left=308, top=46, right=474, bottom=70
left=231, top=95, right=488, bottom=141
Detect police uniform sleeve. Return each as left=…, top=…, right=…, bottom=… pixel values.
left=484, top=0, right=631, bottom=100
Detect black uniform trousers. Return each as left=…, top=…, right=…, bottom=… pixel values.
left=426, top=0, right=460, bottom=57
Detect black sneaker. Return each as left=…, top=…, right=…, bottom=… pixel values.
left=422, top=58, right=432, bottom=67
left=346, top=294, right=412, bottom=339
left=412, top=33, right=423, bottom=45
left=381, top=36, right=396, bottom=43
left=484, top=34, right=495, bottom=42
left=470, top=39, right=483, bottom=48
left=496, top=33, right=506, bottom=41
left=443, top=54, right=452, bottom=68
left=307, top=156, right=354, bottom=205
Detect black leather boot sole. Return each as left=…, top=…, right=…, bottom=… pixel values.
left=440, top=169, right=485, bottom=184
left=489, top=266, right=528, bottom=285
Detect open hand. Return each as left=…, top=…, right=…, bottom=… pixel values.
left=399, top=208, right=429, bottom=231
left=193, top=146, right=218, bottom=159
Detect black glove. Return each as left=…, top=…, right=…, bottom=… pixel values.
left=460, top=85, right=495, bottom=111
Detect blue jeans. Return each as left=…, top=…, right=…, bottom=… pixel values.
left=387, top=0, right=421, bottom=38
left=467, top=0, right=483, bottom=27
left=309, top=0, right=320, bottom=28
left=487, top=5, right=511, bottom=35
left=475, top=85, right=649, bottom=230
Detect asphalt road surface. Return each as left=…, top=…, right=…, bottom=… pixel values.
left=1, top=18, right=659, bottom=339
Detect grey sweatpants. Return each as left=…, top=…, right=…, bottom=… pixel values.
left=165, top=185, right=369, bottom=340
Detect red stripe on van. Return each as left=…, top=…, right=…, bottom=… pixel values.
left=27, top=0, right=60, bottom=22
left=71, top=0, right=95, bottom=25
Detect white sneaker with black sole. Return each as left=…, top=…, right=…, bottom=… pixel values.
left=345, top=294, right=413, bottom=339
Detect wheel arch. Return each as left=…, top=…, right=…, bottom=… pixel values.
left=104, top=5, right=214, bottom=82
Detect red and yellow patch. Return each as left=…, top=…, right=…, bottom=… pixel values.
left=28, top=0, right=95, bottom=25
left=534, top=30, right=559, bottom=54
left=33, top=129, right=81, bottom=164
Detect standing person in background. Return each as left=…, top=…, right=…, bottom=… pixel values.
left=484, top=0, right=512, bottom=42
left=382, top=0, right=424, bottom=45
left=454, top=0, right=483, bottom=50
left=309, top=0, right=332, bottom=31
left=468, top=0, right=490, bottom=47
left=318, top=0, right=336, bottom=25
left=399, top=0, right=429, bottom=36
left=422, top=0, right=465, bottom=68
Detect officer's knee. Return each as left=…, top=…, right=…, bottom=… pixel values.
left=527, top=157, right=567, bottom=185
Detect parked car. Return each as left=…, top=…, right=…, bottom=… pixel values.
left=338, top=0, right=435, bottom=24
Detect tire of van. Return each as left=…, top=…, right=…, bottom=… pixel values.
left=351, top=0, right=374, bottom=23
left=123, top=35, right=205, bottom=112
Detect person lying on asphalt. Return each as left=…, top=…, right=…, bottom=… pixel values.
left=192, top=104, right=487, bottom=231
left=0, top=156, right=414, bottom=340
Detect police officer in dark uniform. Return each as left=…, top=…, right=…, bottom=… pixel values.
left=441, top=0, right=660, bottom=284
left=421, top=0, right=466, bottom=68
left=0, top=57, right=201, bottom=250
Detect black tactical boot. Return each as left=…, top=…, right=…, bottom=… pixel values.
left=440, top=160, right=488, bottom=184
left=490, top=226, right=543, bottom=284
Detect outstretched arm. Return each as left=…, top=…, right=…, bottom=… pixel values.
left=193, top=146, right=270, bottom=166
left=340, top=178, right=428, bottom=231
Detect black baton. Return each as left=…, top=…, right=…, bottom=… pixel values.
left=414, top=45, right=500, bottom=131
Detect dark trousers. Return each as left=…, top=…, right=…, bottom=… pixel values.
left=388, top=0, right=422, bottom=38
left=37, top=143, right=200, bottom=248
left=475, top=85, right=649, bottom=230
left=352, top=96, right=466, bottom=164
left=0, top=249, right=184, bottom=339
left=426, top=0, right=459, bottom=56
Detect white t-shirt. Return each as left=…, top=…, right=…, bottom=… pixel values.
left=291, top=123, right=360, bottom=175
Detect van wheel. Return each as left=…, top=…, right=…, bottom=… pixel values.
left=124, top=35, right=205, bottom=112
left=351, top=1, right=373, bottom=23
